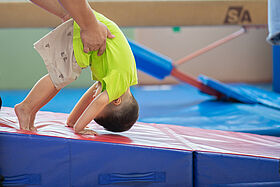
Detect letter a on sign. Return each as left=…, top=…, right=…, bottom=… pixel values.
left=241, top=10, right=252, bottom=23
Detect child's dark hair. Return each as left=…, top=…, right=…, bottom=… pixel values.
left=94, top=94, right=139, bottom=132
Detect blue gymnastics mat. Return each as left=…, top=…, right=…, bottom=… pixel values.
left=133, top=84, right=280, bottom=136
left=1, top=83, right=280, bottom=136
left=0, top=107, right=280, bottom=186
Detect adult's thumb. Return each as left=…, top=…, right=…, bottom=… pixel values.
left=107, top=29, right=115, bottom=39
left=83, top=46, right=90, bottom=53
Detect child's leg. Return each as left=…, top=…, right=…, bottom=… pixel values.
left=15, top=74, right=60, bottom=131
left=67, top=82, right=101, bottom=127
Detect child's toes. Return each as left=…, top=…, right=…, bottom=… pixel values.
left=30, top=126, right=37, bottom=132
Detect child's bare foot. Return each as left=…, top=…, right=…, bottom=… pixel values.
left=29, top=113, right=37, bottom=132
left=29, top=126, right=37, bottom=132
left=14, top=103, right=32, bottom=131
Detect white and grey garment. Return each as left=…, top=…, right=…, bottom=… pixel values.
left=34, top=19, right=82, bottom=89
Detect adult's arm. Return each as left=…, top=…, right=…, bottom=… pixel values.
left=30, top=0, right=114, bottom=55
left=30, top=0, right=70, bottom=21
left=58, top=0, right=115, bottom=55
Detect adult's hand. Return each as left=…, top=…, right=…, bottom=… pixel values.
left=80, top=21, right=115, bottom=56
left=58, top=0, right=115, bottom=56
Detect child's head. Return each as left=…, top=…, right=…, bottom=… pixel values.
left=94, top=89, right=139, bottom=132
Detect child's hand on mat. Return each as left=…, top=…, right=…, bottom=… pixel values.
left=66, top=122, right=74, bottom=128
left=77, top=129, right=98, bottom=136
left=80, top=21, right=115, bottom=56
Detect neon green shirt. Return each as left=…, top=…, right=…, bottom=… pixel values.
left=72, top=11, right=138, bottom=103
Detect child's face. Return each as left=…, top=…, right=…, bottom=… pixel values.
left=95, top=88, right=130, bottom=118
left=96, top=97, right=122, bottom=118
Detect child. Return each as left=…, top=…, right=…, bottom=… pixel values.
left=15, top=8, right=139, bottom=135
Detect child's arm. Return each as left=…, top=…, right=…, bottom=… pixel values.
left=67, top=82, right=101, bottom=127
left=30, top=0, right=69, bottom=21
left=73, top=90, right=109, bottom=134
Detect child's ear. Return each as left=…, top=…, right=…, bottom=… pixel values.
left=113, top=98, right=122, bottom=105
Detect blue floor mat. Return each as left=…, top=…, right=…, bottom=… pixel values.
left=132, top=84, right=280, bottom=136
left=200, top=75, right=280, bottom=110
left=1, top=84, right=280, bottom=136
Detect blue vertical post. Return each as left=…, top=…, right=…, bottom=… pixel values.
left=273, top=45, right=280, bottom=93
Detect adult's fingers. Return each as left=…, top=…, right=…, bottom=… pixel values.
left=107, top=28, right=115, bottom=39
left=84, top=46, right=102, bottom=54
left=85, top=43, right=102, bottom=53
left=97, top=42, right=106, bottom=56
left=83, top=46, right=90, bottom=53
left=91, top=45, right=100, bottom=51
